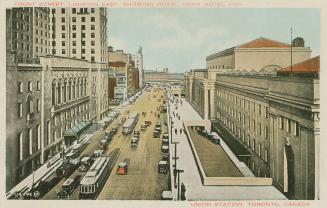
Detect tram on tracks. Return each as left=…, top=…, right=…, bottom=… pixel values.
left=122, top=112, right=139, bottom=135
left=79, top=148, right=120, bottom=199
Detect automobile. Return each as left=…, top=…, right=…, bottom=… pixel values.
left=79, top=156, right=91, bottom=172
left=99, top=139, right=108, bottom=150
left=134, top=130, right=140, bottom=138
left=155, top=127, right=162, bottom=134
left=141, top=124, right=147, bottom=131
left=162, top=138, right=169, bottom=146
left=110, top=126, right=118, bottom=135
left=131, top=137, right=139, bottom=148
left=161, top=191, right=173, bottom=200
left=158, top=160, right=169, bottom=174
left=116, top=159, right=129, bottom=175
left=145, top=120, right=152, bottom=126
left=104, top=133, right=113, bottom=143
left=71, top=144, right=83, bottom=155
left=162, top=154, right=169, bottom=162
left=153, top=130, right=160, bottom=138
left=57, top=175, right=81, bottom=199
left=65, top=151, right=79, bottom=161
left=163, top=133, right=169, bottom=140
left=118, top=117, right=126, bottom=125
left=93, top=149, right=104, bottom=158
left=210, top=132, right=220, bottom=145
left=161, top=145, right=169, bottom=155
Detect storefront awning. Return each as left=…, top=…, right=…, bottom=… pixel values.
left=64, top=121, right=91, bottom=137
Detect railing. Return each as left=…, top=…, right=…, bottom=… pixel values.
left=54, top=96, right=90, bottom=113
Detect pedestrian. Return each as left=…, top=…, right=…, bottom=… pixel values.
left=180, top=128, right=182, bottom=134
left=175, top=128, right=177, bottom=135
left=178, top=116, right=180, bottom=120
left=181, top=183, right=186, bottom=201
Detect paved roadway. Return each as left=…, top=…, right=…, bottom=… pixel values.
left=98, top=87, right=169, bottom=200
left=43, top=86, right=169, bottom=200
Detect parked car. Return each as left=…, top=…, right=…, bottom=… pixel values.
left=57, top=175, right=81, bottom=199
left=162, top=138, right=169, bottom=146
left=161, top=145, right=169, bottom=155
left=158, top=160, right=169, bottom=174
left=153, top=130, right=160, bottom=138
left=116, top=159, right=129, bottom=175
left=110, top=126, right=118, bottom=135
left=134, top=130, right=140, bottom=138
left=141, top=124, right=147, bottom=131
left=161, top=191, right=173, bottom=200
left=163, top=133, right=169, bottom=140
left=79, top=156, right=91, bottom=172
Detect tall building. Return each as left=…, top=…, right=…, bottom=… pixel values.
left=49, top=8, right=108, bottom=64
left=6, top=7, right=110, bottom=191
left=132, top=47, right=144, bottom=88
left=6, top=7, right=50, bottom=63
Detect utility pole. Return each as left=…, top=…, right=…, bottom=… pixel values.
left=172, top=141, right=179, bottom=188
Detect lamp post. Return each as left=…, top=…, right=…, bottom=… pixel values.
left=172, top=141, right=179, bottom=188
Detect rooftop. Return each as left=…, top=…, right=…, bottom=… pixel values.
left=239, top=37, right=290, bottom=48
left=279, top=56, right=320, bottom=74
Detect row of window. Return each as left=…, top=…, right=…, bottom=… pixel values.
left=55, top=8, right=96, bottom=15
left=219, top=115, right=269, bottom=163
left=18, top=81, right=41, bottom=93
left=279, top=116, right=300, bottom=136
left=18, top=98, right=41, bottom=118
left=218, top=91, right=269, bottom=118
left=17, top=125, right=41, bottom=161
left=52, top=40, right=96, bottom=47
left=209, top=64, right=230, bottom=69
left=59, top=32, right=96, bottom=39
left=52, top=79, right=87, bottom=106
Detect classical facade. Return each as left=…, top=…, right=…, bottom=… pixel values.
left=49, top=8, right=108, bottom=64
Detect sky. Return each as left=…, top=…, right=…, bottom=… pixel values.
left=107, top=8, right=320, bottom=73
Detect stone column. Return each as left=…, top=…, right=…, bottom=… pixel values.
left=209, top=82, right=216, bottom=120
left=203, top=83, right=209, bottom=120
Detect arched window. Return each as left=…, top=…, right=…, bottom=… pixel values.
left=68, top=79, right=72, bottom=101
left=72, top=79, right=76, bottom=100
left=57, top=80, right=61, bottom=104
left=84, top=78, right=87, bottom=96
left=26, top=95, right=34, bottom=114
left=77, top=78, right=80, bottom=98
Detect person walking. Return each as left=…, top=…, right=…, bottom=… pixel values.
left=175, top=128, right=177, bottom=135
left=180, top=128, right=182, bottom=134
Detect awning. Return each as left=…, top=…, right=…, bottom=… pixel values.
left=64, top=121, right=91, bottom=137
left=211, top=121, right=251, bottom=160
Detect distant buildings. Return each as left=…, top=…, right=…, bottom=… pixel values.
left=185, top=37, right=320, bottom=200
left=144, top=68, right=184, bottom=83
left=6, top=7, right=110, bottom=191
left=108, top=46, right=140, bottom=103
left=132, top=47, right=144, bottom=88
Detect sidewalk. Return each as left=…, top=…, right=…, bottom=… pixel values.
left=167, top=95, right=287, bottom=200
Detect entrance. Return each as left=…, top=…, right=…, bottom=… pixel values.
left=284, top=144, right=295, bottom=199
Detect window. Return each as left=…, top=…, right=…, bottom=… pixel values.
left=72, top=8, right=76, bottom=13
left=264, top=149, right=268, bottom=162
left=265, top=107, right=268, bottom=118
left=243, top=115, right=246, bottom=124
left=72, top=33, right=76, bottom=38
left=91, top=40, right=95, bottom=46
left=265, top=126, right=269, bottom=139
left=82, top=33, right=85, bottom=38
left=28, top=81, right=32, bottom=92
left=72, top=41, right=76, bottom=46
left=61, top=8, right=65, bottom=14
left=247, top=135, right=250, bottom=147
left=72, top=17, right=76, bottom=22
left=294, top=122, right=300, bottom=136
left=252, top=120, right=255, bottom=131
left=52, top=41, right=56, bottom=46
left=91, top=25, right=95, bottom=30
left=91, top=17, right=95, bottom=22
left=62, top=41, right=65, bottom=46
left=82, top=17, right=85, bottom=22
left=82, top=25, right=85, bottom=30
left=91, top=48, right=95, bottom=54
left=18, top=82, right=23, bottom=93
left=286, top=119, right=291, bottom=133
left=279, top=117, right=284, bottom=130
left=81, top=56, right=85, bottom=60
left=72, top=48, right=76, bottom=54
left=72, top=25, right=76, bottom=30
left=62, top=49, right=66, bottom=54
left=37, top=125, right=41, bottom=150
left=259, top=105, right=261, bottom=115
left=91, top=8, right=95, bottom=13
left=18, top=103, right=23, bottom=118
left=82, top=41, right=85, bottom=46
left=258, top=144, right=262, bottom=157
left=18, top=132, right=23, bottom=161
left=61, top=17, right=65, bottom=22
left=259, top=123, right=262, bottom=135
left=61, top=25, right=65, bottom=31
left=252, top=139, right=255, bottom=152
left=37, top=99, right=40, bottom=112
left=29, top=128, right=33, bottom=155
left=82, top=49, right=85, bottom=54
left=91, top=33, right=95, bottom=38
left=252, top=162, right=255, bottom=172
left=52, top=49, right=56, bottom=54
left=91, top=56, right=95, bottom=62
left=62, top=33, right=66, bottom=38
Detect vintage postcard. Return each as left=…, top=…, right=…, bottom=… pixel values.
left=1, top=0, right=326, bottom=207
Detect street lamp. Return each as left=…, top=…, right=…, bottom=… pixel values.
left=172, top=141, right=179, bottom=188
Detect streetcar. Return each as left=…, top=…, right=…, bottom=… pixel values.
left=122, top=112, right=139, bottom=135
left=79, top=148, right=120, bottom=199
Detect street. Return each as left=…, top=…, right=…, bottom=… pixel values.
left=43, top=86, right=169, bottom=200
